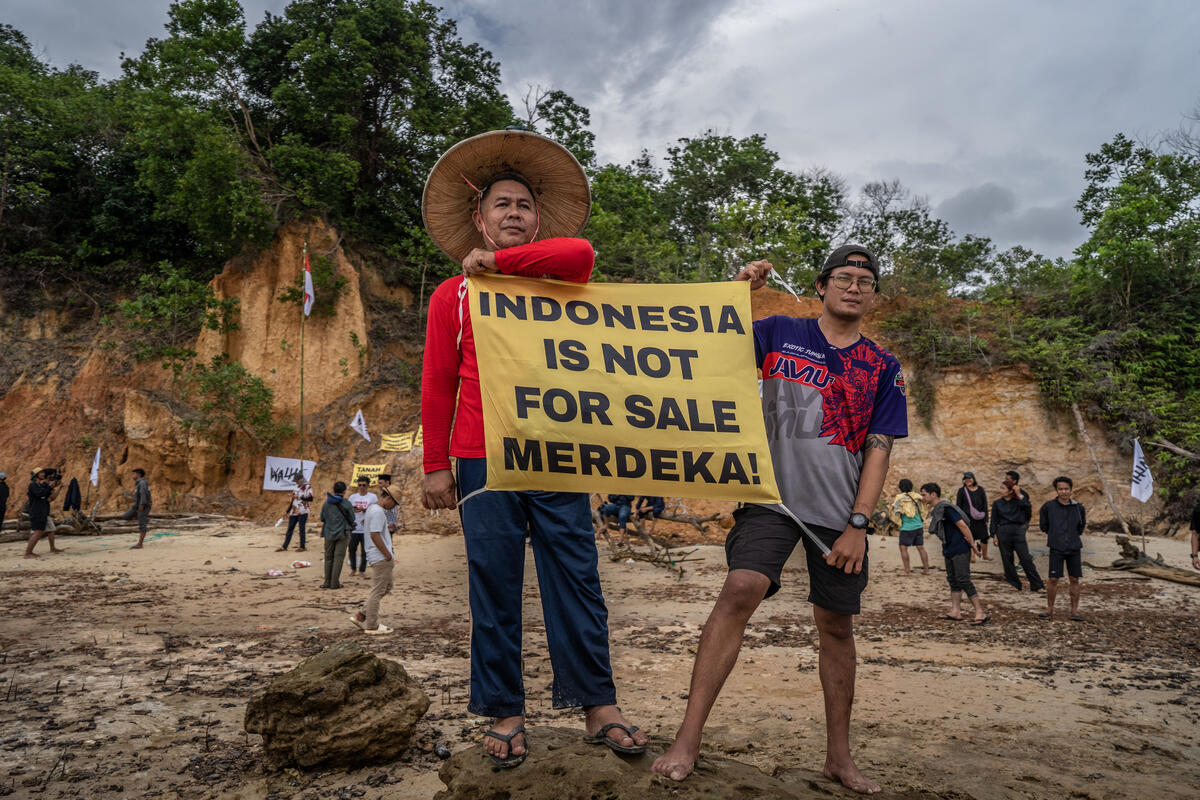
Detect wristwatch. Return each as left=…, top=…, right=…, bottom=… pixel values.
left=848, top=512, right=870, bottom=530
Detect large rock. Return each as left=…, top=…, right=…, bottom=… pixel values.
left=435, top=726, right=956, bottom=799
left=244, top=642, right=430, bottom=770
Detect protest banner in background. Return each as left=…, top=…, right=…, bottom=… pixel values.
left=350, top=409, right=371, bottom=441
left=351, top=463, right=387, bottom=484
left=1131, top=438, right=1154, bottom=502
left=263, top=457, right=317, bottom=491
left=380, top=429, right=421, bottom=452
left=469, top=275, right=780, bottom=502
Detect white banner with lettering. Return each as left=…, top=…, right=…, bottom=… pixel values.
left=263, top=457, right=317, bottom=491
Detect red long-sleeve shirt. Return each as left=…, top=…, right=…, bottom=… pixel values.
left=421, top=237, right=595, bottom=473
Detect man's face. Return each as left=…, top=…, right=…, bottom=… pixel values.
left=473, top=179, right=537, bottom=250
left=356, top=482, right=370, bottom=494
left=818, top=262, right=877, bottom=320
left=920, top=489, right=937, bottom=507
left=1055, top=482, right=1072, bottom=502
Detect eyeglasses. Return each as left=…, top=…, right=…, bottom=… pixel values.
left=829, top=273, right=878, bottom=292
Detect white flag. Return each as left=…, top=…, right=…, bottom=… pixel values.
left=350, top=409, right=371, bottom=442
left=302, top=250, right=315, bottom=317
left=89, top=446, right=101, bottom=487
left=1131, top=438, right=1154, bottom=502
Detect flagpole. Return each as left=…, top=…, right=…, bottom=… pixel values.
left=300, top=242, right=307, bottom=463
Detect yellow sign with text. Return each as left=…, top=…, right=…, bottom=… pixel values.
left=351, top=463, right=387, bottom=483
left=380, top=432, right=415, bottom=452
left=469, top=276, right=780, bottom=502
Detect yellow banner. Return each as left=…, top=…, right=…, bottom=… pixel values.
left=380, top=433, right=414, bottom=452
left=469, top=276, right=780, bottom=502
left=351, top=463, right=387, bottom=483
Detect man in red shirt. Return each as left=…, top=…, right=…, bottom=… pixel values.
left=420, top=130, right=647, bottom=768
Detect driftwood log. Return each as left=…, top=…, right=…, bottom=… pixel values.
left=1102, top=534, right=1200, bottom=587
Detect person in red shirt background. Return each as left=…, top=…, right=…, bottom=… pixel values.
left=420, top=129, right=647, bottom=767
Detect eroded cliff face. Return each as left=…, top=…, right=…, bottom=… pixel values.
left=0, top=228, right=1165, bottom=529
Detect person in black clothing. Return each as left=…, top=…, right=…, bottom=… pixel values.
left=634, top=496, right=666, bottom=534
left=1190, top=503, right=1199, bottom=571
left=24, top=469, right=64, bottom=559
left=921, top=483, right=988, bottom=624
left=956, top=472, right=990, bottom=561
left=1038, top=476, right=1086, bottom=620
left=989, top=470, right=1044, bottom=592
left=0, top=472, right=9, bottom=532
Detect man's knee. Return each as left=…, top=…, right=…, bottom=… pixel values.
left=813, top=607, right=854, bottom=641
left=715, top=570, right=769, bottom=616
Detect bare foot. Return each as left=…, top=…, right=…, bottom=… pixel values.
left=922, top=569, right=930, bottom=575
left=484, top=715, right=525, bottom=762
left=23, top=552, right=39, bottom=559
left=901, top=570, right=912, bottom=576
left=824, top=758, right=881, bottom=794
left=130, top=544, right=143, bottom=549
left=982, top=556, right=994, bottom=561
left=584, top=705, right=649, bottom=750
left=652, top=737, right=699, bottom=781
left=50, top=547, right=65, bottom=554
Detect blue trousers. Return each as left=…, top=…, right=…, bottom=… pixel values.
left=456, top=458, right=616, bottom=717
left=600, top=502, right=631, bottom=527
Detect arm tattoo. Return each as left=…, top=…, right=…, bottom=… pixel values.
left=863, top=434, right=894, bottom=454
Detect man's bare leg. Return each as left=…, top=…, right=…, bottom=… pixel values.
left=652, top=569, right=768, bottom=781
left=1068, top=577, right=1081, bottom=618
left=47, top=530, right=63, bottom=554
left=813, top=606, right=879, bottom=794
left=917, top=546, right=930, bottom=575
left=484, top=714, right=525, bottom=761
left=24, top=530, right=44, bottom=559
left=898, top=545, right=911, bottom=574
left=1045, top=577, right=1058, bottom=616
left=948, top=589, right=963, bottom=619
left=980, top=540, right=993, bottom=560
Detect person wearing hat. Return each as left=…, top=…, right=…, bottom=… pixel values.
left=24, top=469, right=64, bottom=558
left=0, top=472, right=9, bottom=532
left=420, top=129, right=647, bottom=767
left=955, top=472, right=991, bottom=561
left=349, top=483, right=403, bottom=635
left=653, top=245, right=906, bottom=794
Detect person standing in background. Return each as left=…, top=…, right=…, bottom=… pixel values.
left=279, top=480, right=314, bottom=552
left=319, top=481, right=355, bottom=590
left=1038, top=476, right=1086, bottom=621
left=989, top=470, right=1044, bottom=593
left=0, top=472, right=9, bottom=531
left=956, top=472, right=990, bottom=561
left=347, top=477, right=377, bottom=578
left=122, top=468, right=152, bottom=549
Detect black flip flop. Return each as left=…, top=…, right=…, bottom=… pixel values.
left=970, top=614, right=991, bottom=626
left=583, top=722, right=646, bottom=754
left=483, top=725, right=527, bottom=768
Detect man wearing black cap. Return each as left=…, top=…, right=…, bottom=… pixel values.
left=654, top=245, right=906, bottom=794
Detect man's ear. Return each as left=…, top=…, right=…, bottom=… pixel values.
left=472, top=208, right=484, bottom=234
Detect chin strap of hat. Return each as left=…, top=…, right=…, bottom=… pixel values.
left=455, top=173, right=541, bottom=352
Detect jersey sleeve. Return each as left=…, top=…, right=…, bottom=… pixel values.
left=493, top=237, right=594, bottom=282
left=421, top=280, right=465, bottom=473
left=752, top=316, right=776, bottom=369
left=868, top=354, right=908, bottom=437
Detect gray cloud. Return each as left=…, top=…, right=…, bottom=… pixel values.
left=6, top=0, right=1198, bottom=259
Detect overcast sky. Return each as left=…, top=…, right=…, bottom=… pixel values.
left=8, top=0, right=1200, bottom=259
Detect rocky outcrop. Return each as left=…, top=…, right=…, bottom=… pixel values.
left=435, top=726, right=956, bottom=799
left=244, top=642, right=430, bottom=770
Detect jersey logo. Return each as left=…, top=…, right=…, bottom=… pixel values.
left=762, top=353, right=834, bottom=389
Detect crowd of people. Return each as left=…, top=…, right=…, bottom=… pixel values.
left=889, top=471, right=1101, bottom=622
left=6, top=125, right=1200, bottom=796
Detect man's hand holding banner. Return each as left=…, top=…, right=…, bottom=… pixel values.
left=469, top=275, right=780, bottom=503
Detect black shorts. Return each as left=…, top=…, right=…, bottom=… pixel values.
left=899, top=529, right=924, bottom=547
left=1049, top=548, right=1082, bottom=579
left=725, top=504, right=868, bottom=615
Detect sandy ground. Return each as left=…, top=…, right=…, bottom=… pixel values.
left=1, top=516, right=1199, bottom=799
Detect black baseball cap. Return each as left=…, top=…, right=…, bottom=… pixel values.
left=819, top=244, right=879, bottom=282
left=962, top=471, right=975, bottom=479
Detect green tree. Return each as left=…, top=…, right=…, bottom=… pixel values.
left=184, top=354, right=294, bottom=456
left=119, top=262, right=240, bottom=384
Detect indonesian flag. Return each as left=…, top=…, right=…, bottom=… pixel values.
left=302, top=250, right=315, bottom=317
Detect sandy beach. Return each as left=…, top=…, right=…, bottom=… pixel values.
left=1, top=518, right=1198, bottom=799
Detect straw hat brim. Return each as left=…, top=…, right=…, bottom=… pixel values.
left=422, top=130, right=591, bottom=263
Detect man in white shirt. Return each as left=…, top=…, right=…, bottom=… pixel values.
left=347, top=478, right=378, bottom=578
left=350, top=484, right=400, bottom=634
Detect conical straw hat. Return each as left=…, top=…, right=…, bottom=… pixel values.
left=422, top=129, right=590, bottom=262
